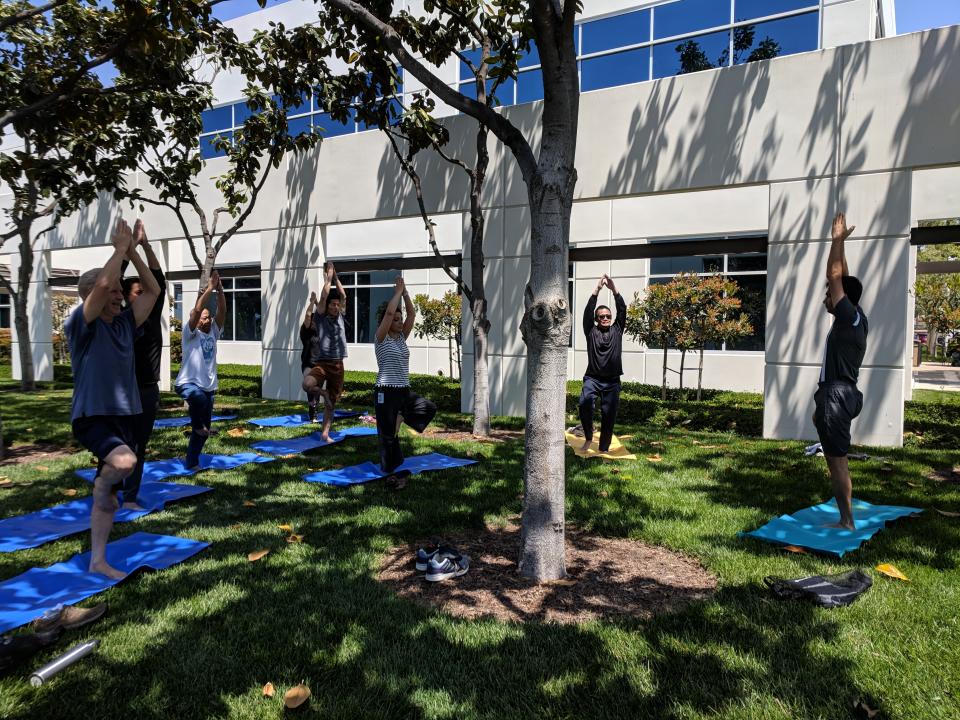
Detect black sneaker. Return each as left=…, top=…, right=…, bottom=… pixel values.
left=415, top=544, right=459, bottom=571
left=425, top=553, right=469, bottom=582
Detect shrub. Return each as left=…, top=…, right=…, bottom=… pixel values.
left=0, top=328, right=10, bottom=362
left=170, top=331, right=182, bottom=364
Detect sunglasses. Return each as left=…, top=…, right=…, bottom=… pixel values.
left=596, top=314, right=612, bottom=320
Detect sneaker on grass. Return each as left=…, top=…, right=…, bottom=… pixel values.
left=425, top=553, right=470, bottom=582
left=415, top=544, right=460, bottom=572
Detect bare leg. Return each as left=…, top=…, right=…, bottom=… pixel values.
left=90, top=445, right=137, bottom=579
left=825, top=455, right=855, bottom=529
left=319, top=388, right=334, bottom=442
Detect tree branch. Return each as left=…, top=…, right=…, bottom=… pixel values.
left=214, top=147, right=281, bottom=256
left=323, top=0, right=537, bottom=183
left=0, top=0, right=70, bottom=34
left=384, top=129, right=472, bottom=302
left=137, top=195, right=205, bottom=271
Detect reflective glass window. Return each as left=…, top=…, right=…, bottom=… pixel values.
left=287, top=115, right=312, bottom=136
left=313, top=109, right=355, bottom=137
left=459, top=76, right=515, bottom=106
left=234, top=101, right=261, bottom=126
left=653, top=30, right=730, bottom=78
left=200, top=132, right=232, bottom=160
left=727, top=253, right=767, bottom=272
left=654, top=0, right=730, bottom=40
left=735, top=0, right=815, bottom=22
left=649, top=255, right=724, bottom=275
left=516, top=68, right=543, bottom=104
left=459, top=47, right=484, bottom=81
left=201, top=106, right=232, bottom=134
left=518, top=39, right=539, bottom=68
left=725, top=274, right=766, bottom=350
left=582, top=9, right=650, bottom=55
left=581, top=47, right=650, bottom=92
left=358, top=98, right=404, bottom=130
left=732, top=12, right=818, bottom=64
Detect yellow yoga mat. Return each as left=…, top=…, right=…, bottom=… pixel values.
left=565, top=431, right=637, bottom=460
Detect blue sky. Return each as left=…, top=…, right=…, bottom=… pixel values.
left=895, top=0, right=960, bottom=33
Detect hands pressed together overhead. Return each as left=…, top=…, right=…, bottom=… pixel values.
left=595, top=273, right=617, bottom=294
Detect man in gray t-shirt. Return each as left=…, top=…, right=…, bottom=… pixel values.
left=67, top=219, right=161, bottom=580
left=300, top=261, right=348, bottom=442
left=813, top=212, right=868, bottom=530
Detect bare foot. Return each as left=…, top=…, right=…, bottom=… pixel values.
left=89, top=561, right=127, bottom=580
left=824, top=521, right=856, bottom=530
left=320, top=433, right=331, bottom=443
left=121, top=502, right=146, bottom=511
left=580, top=439, right=593, bottom=453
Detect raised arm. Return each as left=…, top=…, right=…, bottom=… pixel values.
left=83, top=219, right=132, bottom=324
left=126, top=221, right=161, bottom=328
left=189, top=273, right=216, bottom=332
left=214, top=272, right=227, bottom=330
left=303, top=291, right=318, bottom=329
left=334, top=265, right=347, bottom=314
left=375, top=276, right=405, bottom=343
left=609, top=276, right=626, bottom=331
left=583, top=276, right=603, bottom=336
left=401, top=286, right=415, bottom=339
left=827, top=212, right=855, bottom=306
left=318, top=262, right=333, bottom=310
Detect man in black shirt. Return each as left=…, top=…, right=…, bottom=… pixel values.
left=579, top=274, right=627, bottom=453
left=120, top=225, right=166, bottom=510
left=814, top=211, right=868, bottom=530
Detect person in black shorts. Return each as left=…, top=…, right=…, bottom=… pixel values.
left=813, top=211, right=868, bottom=530
left=120, top=226, right=166, bottom=510
left=66, top=219, right=161, bottom=578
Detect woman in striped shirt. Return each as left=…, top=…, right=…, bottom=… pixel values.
left=374, top=276, right=437, bottom=489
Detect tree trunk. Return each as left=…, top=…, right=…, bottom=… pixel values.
left=697, top=346, right=705, bottom=401
left=679, top=349, right=686, bottom=400
left=469, top=126, right=492, bottom=437
left=15, top=221, right=36, bottom=391
left=447, top=334, right=453, bottom=378
left=661, top=345, right=668, bottom=401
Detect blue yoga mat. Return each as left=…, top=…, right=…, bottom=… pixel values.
left=742, top=498, right=922, bottom=557
left=0, top=482, right=212, bottom=553
left=0, top=532, right=209, bottom=633
left=75, top=452, right=275, bottom=484
left=247, top=410, right=362, bottom=428
left=250, top=426, right=378, bottom=455
left=304, top=452, right=477, bottom=487
left=153, top=414, right=238, bottom=429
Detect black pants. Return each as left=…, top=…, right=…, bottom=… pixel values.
left=813, top=381, right=863, bottom=457
left=374, top=386, right=437, bottom=474
left=578, top=375, right=622, bottom=452
left=123, top=382, right=160, bottom=503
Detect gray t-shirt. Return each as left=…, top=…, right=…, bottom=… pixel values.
left=820, top=296, right=868, bottom=385
left=302, top=310, right=348, bottom=363
left=66, top=304, right=142, bottom=421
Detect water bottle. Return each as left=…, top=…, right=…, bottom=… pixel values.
left=29, top=639, right=99, bottom=686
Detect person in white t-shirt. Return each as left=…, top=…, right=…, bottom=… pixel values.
left=175, top=270, right=226, bottom=469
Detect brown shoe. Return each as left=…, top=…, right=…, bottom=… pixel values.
left=33, top=603, right=107, bottom=633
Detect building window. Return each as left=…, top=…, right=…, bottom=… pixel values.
left=338, top=271, right=399, bottom=344
left=648, top=242, right=767, bottom=351
left=0, top=292, right=10, bottom=329
left=217, top=276, right=262, bottom=342
left=172, top=283, right=183, bottom=323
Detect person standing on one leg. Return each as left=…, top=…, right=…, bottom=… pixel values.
left=814, top=212, right=868, bottom=530
left=374, top=277, right=436, bottom=490
left=579, top=274, right=626, bottom=453
left=119, top=224, right=166, bottom=510
left=175, top=271, right=226, bottom=469
left=66, top=219, right=161, bottom=578
left=301, top=261, right=348, bottom=441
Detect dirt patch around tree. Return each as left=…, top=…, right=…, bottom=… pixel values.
left=0, top=442, right=77, bottom=466
left=418, top=428, right=525, bottom=444
left=378, top=524, right=717, bottom=624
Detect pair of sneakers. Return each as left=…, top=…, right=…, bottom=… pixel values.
left=415, top=544, right=470, bottom=582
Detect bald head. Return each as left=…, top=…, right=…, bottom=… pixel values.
left=77, top=269, right=101, bottom=300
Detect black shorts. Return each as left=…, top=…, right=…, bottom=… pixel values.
left=72, top=415, right=137, bottom=481
left=813, top=382, right=863, bottom=458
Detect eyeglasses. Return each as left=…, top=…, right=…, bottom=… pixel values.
left=596, top=314, right=612, bottom=320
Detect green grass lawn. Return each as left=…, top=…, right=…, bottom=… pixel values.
left=1, top=376, right=959, bottom=719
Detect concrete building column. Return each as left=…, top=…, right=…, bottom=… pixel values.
left=158, top=240, right=172, bottom=391
left=10, top=248, right=53, bottom=383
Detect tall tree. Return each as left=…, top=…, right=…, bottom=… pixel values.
left=319, top=0, right=580, bottom=581
left=625, top=281, right=688, bottom=401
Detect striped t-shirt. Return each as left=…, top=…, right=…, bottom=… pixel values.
left=375, top=335, right=410, bottom=387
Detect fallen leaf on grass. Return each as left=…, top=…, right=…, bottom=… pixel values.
left=61, top=488, right=78, bottom=496
left=935, top=508, right=960, bottom=518
left=278, top=454, right=297, bottom=459
left=286, top=534, right=304, bottom=544
left=0, top=478, right=12, bottom=489
left=646, top=455, right=662, bottom=462
left=609, top=468, right=620, bottom=475
left=227, top=428, right=248, bottom=438
left=783, top=545, right=807, bottom=554
left=621, top=475, right=633, bottom=480
left=284, top=684, right=311, bottom=710
left=35, top=465, right=50, bottom=471
left=649, top=441, right=664, bottom=448
left=277, top=524, right=293, bottom=532
left=243, top=501, right=256, bottom=508
left=247, top=549, right=270, bottom=562
left=906, top=481, right=919, bottom=488
left=875, top=563, right=909, bottom=582
left=229, top=523, right=242, bottom=530
left=552, top=578, right=578, bottom=587
left=598, top=491, right=608, bottom=498
left=881, top=464, right=893, bottom=473
left=262, top=682, right=275, bottom=698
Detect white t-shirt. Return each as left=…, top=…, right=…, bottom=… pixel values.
left=176, top=320, right=221, bottom=392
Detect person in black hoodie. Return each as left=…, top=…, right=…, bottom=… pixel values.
left=579, top=274, right=626, bottom=453
left=120, top=224, right=167, bottom=510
